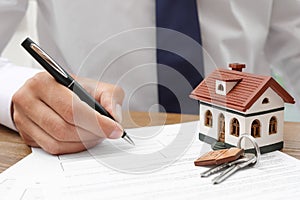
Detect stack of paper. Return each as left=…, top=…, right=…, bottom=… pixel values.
left=1, top=121, right=300, bottom=200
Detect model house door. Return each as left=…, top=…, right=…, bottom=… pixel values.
left=218, top=114, right=225, bottom=142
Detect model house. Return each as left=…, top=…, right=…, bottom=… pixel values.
left=190, top=63, right=295, bottom=153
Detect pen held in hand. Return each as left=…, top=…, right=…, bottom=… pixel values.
left=21, top=37, right=135, bottom=146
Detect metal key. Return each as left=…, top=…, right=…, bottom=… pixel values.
left=212, top=153, right=256, bottom=184
left=200, top=154, right=251, bottom=177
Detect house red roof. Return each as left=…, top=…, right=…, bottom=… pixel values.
left=190, top=65, right=295, bottom=112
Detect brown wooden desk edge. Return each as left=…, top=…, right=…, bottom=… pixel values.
left=0, top=111, right=299, bottom=173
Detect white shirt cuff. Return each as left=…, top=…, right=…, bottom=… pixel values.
left=0, top=58, right=41, bottom=131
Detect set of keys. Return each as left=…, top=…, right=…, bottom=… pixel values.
left=194, top=135, right=261, bottom=184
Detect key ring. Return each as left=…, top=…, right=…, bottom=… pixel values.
left=237, top=134, right=261, bottom=167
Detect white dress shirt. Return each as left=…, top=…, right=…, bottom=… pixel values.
left=1, top=0, right=300, bottom=130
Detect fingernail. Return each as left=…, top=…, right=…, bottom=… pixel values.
left=109, top=123, right=123, bottom=139
left=115, top=104, right=123, bottom=122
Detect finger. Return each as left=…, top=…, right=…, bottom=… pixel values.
left=98, top=85, right=125, bottom=122
left=77, top=78, right=125, bottom=105
left=65, top=96, right=124, bottom=139
left=25, top=73, right=123, bottom=139
left=99, top=98, right=122, bottom=122
left=97, top=83, right=125, bottom=106
left=19, top=131, right=39, bottom=148
left=15, top=95, right=103, bottom=142
left=79, top=78, right=125, bottom=120
left=14, top=110, right=102, bottom=154
left=13, top=107, right=37, bottom=146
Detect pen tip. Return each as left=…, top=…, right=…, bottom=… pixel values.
left=123, top=134, right=135, bottom=146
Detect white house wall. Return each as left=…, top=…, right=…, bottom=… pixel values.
left=199, top=103, right=247, bottom=146
left=199, top=100, right=284, bottom=150
left=246, top=88, right=284, bottom=114
left=243, top=110, right=284, bottom=149
left=199, top=104, right=219, bottom=139
left=223, top=111, right=246, bottom=147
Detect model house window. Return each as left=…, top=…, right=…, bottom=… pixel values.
left=230, top=118, right=239, bottom=137
left=219, top=114, right=225, bottom=133
left=218, top=84, right=224, bottom=91
left=205, top=110, right=213, bottom=127
left=269, top=116, right=277, bottom=134
left=262, top=98, right=269, bottom=104
left=218, top=114, right=225, bottom=142
left=251, top=120, right=261, bottom=138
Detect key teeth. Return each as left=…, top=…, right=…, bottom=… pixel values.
left=200, top=173, right=209, bottom=178
left=200, top=162, right=229, bottom=178
left=211, top=175, right=221, bottom=184
left=201, top=153, right=257, bottom=184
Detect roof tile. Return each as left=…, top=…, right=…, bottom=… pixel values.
left=190, top=68, right=295, bottom=112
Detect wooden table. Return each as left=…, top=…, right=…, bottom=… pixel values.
left=0, top=112, right=299, bottom=173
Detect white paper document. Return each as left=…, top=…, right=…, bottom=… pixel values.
left=1, top=121, right=300, bottom=200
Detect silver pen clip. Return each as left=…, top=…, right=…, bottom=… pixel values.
left=30, top=43, right=68, bottom=79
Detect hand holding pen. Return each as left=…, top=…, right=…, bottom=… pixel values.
left=11, top=38, right=134, bottom=155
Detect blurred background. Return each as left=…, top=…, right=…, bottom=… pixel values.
left=2, top=0, right=299, bottom=122
left=2, top=0, right=40, bottom=69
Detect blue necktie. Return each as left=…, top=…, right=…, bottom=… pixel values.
left=156, top=0, right=204, bottom=114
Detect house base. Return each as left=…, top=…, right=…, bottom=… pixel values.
left=199, top=132, right=283, bottom=154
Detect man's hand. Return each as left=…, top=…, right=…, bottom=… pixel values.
left=12, top=72, right=125, bottom=155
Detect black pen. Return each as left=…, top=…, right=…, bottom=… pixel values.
left=21, top=37, right=135, bottom=146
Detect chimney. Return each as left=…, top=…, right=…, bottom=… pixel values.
left=229, top=63, right=246, bottom=72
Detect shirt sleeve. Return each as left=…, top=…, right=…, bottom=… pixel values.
left=0, top=58, right=41, bottom=130
left=0, top=0, right=29, bottom=53
left=0, top=0, right=37, bottom=130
